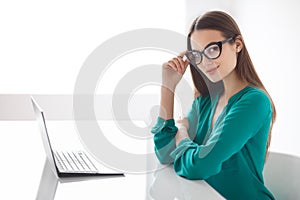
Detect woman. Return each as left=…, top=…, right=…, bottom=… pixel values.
left=151, top=11, right=276, bottom=199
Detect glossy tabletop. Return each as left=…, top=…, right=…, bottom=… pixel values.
left=0, top=121, right=224, bottom=199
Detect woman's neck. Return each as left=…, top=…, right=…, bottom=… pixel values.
left=222, top=70, right=248, bottom=102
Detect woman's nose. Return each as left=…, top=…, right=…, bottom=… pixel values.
left=202, top=56, right=214, bottom=66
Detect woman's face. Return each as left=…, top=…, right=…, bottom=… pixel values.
left=190, top=29, right=239, bottom=83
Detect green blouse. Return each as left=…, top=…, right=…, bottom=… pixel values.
left=151, top=86, right=275, bottom=199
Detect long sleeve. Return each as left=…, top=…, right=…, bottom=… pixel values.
left=151, top=117, right=178, bottom=164
left=170, top=89, right=272, bottom=180
left=151, top=97, right=201, bottom=165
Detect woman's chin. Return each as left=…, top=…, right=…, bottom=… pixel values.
left=207, top=76, right=222, bottom=83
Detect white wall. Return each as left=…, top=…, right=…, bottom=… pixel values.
left=235, top=0, right=300, bottom=157
left=1, top=0, right=300, bottom=157
left=0, top=0, right=185, bottom=94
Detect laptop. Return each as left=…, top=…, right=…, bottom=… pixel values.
left=31, top=96, right=123, bottom=177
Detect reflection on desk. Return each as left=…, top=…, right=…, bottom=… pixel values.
left=148, top=165, right=225, bottom=200
left=37, top=160, right=224, bottom=200
left=0, top=121, right=224, bottom=199
left=36, top=159, right=124, bottom=200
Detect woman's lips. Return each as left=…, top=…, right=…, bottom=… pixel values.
left=206, top=66, right=219, bottom=74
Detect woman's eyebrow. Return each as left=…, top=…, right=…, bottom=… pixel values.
left=191, top=41, right=214, bottom=51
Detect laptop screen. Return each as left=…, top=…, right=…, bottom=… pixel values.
left=31, top=96, right=58, bottom=176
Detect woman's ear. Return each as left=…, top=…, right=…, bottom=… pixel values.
left=235, top=35, right=243, bottom=53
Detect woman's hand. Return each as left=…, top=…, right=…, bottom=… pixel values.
left=175, top=126, right=189, bottom=146
left=158, top=51, right=189, bottom=120
left=176, top=116, right=189, bottom=130
left=162, top=51, right=189, bottom=91
left=175, top=116, right=190, bottom=146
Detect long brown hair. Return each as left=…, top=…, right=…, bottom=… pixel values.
left=187, top=11, right=276, bottom=158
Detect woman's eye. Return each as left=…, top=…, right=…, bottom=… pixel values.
left=205, top=45, right=220, bottom=58
left=208, top=46, right=218, bottom=53
left=193, top=52, right=200, bottom=57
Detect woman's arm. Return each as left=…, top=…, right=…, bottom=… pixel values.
left=175, top=97, right=201, bottom=146
left=159, top=51, right=189, bottom=119
left=152, top=51, right=189, bottom=164
left=152, top=96, right=201, bottom=164
left=170, top=90, right=272, bottom=179
left=159, top=86, right=175, bottom=120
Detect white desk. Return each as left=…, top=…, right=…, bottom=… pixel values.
left=0, top=121, right=224, bottom=199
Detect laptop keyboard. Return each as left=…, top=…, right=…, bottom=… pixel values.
left=54, top=150, right=98, bottom=173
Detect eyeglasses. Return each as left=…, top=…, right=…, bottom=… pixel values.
left=185, top=37, right=234, bottom=65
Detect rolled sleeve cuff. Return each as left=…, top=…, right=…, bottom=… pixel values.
left=151, top=117, right=177, bottom=134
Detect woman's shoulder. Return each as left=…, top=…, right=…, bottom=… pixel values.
left=241, top=86, right=270, bottom=102
left=233, top=85, right=272, bottom=111
left=194, top=85, right=271, bottom=109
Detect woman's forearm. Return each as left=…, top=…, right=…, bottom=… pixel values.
left=159, top=86, right=175, bottom=120
left=158, top=52, right=189, bottom=120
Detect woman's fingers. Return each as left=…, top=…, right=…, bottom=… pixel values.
left=179, top=51, right=190, bottom=65
left=178, top=50, right=190, bottom=71
left=171, top=56, right=189, bottom=73
left=179, top=50, right=188, bottom=58
left=161, top=51, right=189, bottom=89
left=165, top=61, right=177, bottom=71
left=164, top=60, right=181, bottom=73
left=163, top=50, right=190, bottom=74
left=176, top=57, right=186, bottom=73
left=172, top=57, right=182, bottom=72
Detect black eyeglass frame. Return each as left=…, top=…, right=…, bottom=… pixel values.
left=185, top=37, right=234, bottom=65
